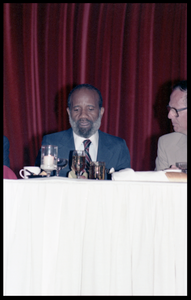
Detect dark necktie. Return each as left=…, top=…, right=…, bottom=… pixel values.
left=83, top=139, right=92, bottom=171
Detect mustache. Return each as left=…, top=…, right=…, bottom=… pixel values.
left=77, top=118, right=92, bottom=125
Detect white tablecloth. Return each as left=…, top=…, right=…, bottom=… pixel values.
left=3, top=177, right=187, bottom=295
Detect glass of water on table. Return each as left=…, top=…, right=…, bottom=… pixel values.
left=72, top=150, right=85, bottom=178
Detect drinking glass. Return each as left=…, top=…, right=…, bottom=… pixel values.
left=88, top=161, right=105, bottom=180
left=72, top=150, right=85, bottom=178
left=176, top=162, right=187, bottom=173
left=41, top=145, right=58, bottom=177
left=56, top=158, right=68, bottom=176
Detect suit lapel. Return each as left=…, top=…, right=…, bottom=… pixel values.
left=58, top=128, right=75, bottom=150
left=97, top=131, right=113, bottom=165
left=59, top=128, right=75, bottom=167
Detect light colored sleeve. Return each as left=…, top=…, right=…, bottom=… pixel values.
left=155, top=136, right=169, bottom=171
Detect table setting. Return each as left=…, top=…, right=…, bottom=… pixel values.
left=19, top=145, right=115, bottom=180
left=18, top=145, right=187, bottom=182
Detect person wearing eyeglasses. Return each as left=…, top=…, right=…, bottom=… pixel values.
left=155, top=80, right=187, bottom=171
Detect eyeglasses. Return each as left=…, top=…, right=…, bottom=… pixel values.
left=167, top=105, right=187, bottom=118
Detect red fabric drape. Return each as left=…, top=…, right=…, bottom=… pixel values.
left=3, top=3, right=187, bottom=175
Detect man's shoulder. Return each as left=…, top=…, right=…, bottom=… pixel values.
left=42, top=128, right=72, bottom=142
left=3, top=135, right=10, bottom=146
left=158, top=132, right=187, bottom=148
left=98, top=130, right=124, bottom=142
left=98, top=130, right=129, bottom=153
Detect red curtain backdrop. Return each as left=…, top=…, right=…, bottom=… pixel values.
left=3, top=3, right=187, bottom=175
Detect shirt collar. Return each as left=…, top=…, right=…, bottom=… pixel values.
left=73, top=130, right=99, bottom=150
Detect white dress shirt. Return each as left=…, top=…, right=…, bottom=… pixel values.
left=73, top=131, right=99, bottom=162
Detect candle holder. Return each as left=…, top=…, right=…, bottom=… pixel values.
left=40, top=145, right=58, bottom=177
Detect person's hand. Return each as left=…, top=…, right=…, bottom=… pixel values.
left=169, top=165, right=179, bottom=169
left=77, top=175, right=87, bottom=179
left=164, top=165, right=179, bottom=171
left=68, top=169, right=88, bottom=179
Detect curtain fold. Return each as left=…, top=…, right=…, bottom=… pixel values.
left=3, top=3, right=187, bottom=175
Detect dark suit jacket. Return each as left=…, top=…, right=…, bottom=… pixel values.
left=3, top=135, right=10, bottom=168
left=35, top=128, right=131, bottom=179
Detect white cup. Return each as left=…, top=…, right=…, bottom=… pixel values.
left=19, top=166, right=41, bottom=179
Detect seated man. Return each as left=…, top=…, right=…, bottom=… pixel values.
left=35, top=83, right=131, bottom=179
left=155, top=80, right=187, bottom=170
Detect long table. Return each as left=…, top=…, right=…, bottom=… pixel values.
left=3, top=177, right=187, bottom=295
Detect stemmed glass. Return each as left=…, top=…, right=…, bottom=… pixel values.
left=72, top=150, right=85, bottom=178
left=41, top=145, right=58, bottom=177
left=56, top=158, right=68, bottom=176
